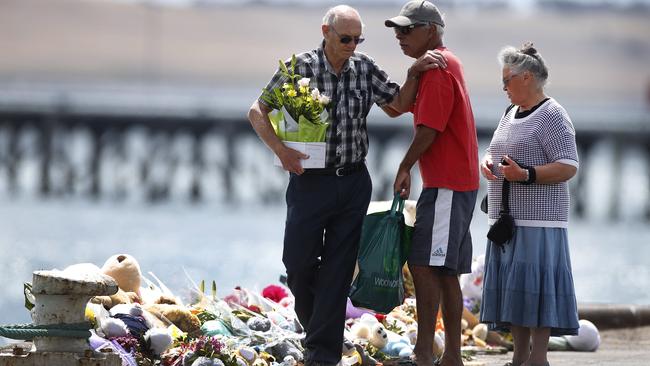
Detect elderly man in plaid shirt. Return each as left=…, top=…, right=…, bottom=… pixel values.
left=247, top=5, right=445, bottom=366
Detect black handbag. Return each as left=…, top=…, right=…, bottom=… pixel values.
left=487, top=179, right=515, bottom=249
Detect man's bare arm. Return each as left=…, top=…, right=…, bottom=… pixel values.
left=393, top=125, right=438, bottom=198
left=247, top=100, right=308, bottom=174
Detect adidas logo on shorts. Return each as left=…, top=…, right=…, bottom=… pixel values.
left=431, top=247, right=446, bottom=257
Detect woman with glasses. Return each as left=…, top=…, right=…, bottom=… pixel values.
left=479, top=43, right=580, bottom=366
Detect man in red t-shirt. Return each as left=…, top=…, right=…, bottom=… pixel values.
left=384, top=2, right=479, bottom=366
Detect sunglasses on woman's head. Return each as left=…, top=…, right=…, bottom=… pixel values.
left=394, top=23, right=429, bottom=35
left=330, top=27, right=365, bottom=45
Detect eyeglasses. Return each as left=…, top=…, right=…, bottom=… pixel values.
left=394, top=23, right=429, bottom=35
left=502, top=73, right=519, bottom=87
left=330, top=27, right=364, bottom=45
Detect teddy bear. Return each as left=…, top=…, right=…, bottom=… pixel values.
left=92, top=254, right=203, bottom=338
left=102, top=254, right=143, bottom=297
left=90, top=254, right=144, bottom=309
left=144, top=303, right=202, bottom=336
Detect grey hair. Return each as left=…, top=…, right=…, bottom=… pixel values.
left=498, top=42, right=549, bottom=89
left=434, top=23, right=444, bottom=38
left=322, top=5, right=365, bottom=29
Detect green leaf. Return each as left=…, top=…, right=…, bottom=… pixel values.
left=279, top=59, right=289, bottom=76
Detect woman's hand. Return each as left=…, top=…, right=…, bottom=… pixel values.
left=481, top=154, right=497, bottom=180
left=500, top=155, right=528, bottom=182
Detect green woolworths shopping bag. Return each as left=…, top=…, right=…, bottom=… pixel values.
left=349, top=194, right=413, bottom=314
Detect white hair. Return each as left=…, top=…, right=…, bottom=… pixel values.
left=434, top=23, right=444, bottom=38
left=498, top=42, right=549, bottom=89
left=322, top=5, right=365, bottom=29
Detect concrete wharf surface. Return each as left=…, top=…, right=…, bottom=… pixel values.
left=470, top=325, right=650, bottom=366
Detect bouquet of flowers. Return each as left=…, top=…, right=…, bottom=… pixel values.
left=162, top=336, right=238, bottom=366
left=261, top=55, right=330, bottom=142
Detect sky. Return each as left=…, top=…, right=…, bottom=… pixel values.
left=108, top=0, right=650, bottom=8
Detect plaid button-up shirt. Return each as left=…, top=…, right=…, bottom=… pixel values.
left=259, top=42, right=400, bottom=167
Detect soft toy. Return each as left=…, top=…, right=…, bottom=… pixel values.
left=353, top=344, right=378, bottom=366
left=383, top=314, right=410, bottom=337
left=549, top=319, right=600, bottom=352
left=387, top=308, right=416, bottom=326
left=350, top=313, right=380, bottom=342
left=257, top=351, right=276, bottom=365
left=369, top=323, right=388, bottom=349
left=340, top=339, right=363, bottom=366
left=100, top=317, right=129, bottom=338
left=280, top=355, right=297, bottom=366
left=144, top=327, right=173, bottom=355
left=91, top=254, right=145, bottom=309
left=406, top=325, right=417, bottom=345
left=247, top=316, right=272, bottom=332
left=268, top=340, right=303, bottom=363
left=236, top=346, right=259, bottom=365
left=460, top=255, right=485, bottom=301
left=565, top=320, right=600, bottom=351
left=346, top=297, right=374, bottom=320
left=144, top=303, right=201, bottom=336
left=350, top=322, right=371, bottom=340
left=102, top=254, right=143, bottom=297
left=251, top=359, right=268, bottom=366
left=92, top=289, right=141, bottom=310
left=192, top=357, right=223, bottom=366
left=381, top=329, right=413, bottom=358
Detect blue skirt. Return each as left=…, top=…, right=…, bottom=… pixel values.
left=479, top=226, right=579, bottom=336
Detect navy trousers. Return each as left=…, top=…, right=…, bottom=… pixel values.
left=283, top=166, right=372, bottom=365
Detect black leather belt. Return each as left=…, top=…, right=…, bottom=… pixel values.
left=302, top=162, right=365, bottom=176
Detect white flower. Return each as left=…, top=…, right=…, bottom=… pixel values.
left=298, top=78, right=310, bottom=88
left=319, top=95, right=331, bottom=105
left=311, top=88, right=320, bottom=100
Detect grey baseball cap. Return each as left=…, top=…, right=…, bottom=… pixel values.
left=385, top=1, right=445, bottom=28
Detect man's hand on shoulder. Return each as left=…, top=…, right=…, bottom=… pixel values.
left=408, top=50, right=447, bottom=79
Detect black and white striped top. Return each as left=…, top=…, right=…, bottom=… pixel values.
left=486, top=98, right=579, bottom=228
left=259, top=42, right=400, bottom=167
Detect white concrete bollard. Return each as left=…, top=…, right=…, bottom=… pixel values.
left=30, top=269, right=118, bottom=353
left=0, top=267, right=122, bottom=366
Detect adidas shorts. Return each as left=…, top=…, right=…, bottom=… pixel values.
left=408, top=187, right=477, bottom=275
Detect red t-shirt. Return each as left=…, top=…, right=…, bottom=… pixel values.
left=412, top=47, right=479, bottom=191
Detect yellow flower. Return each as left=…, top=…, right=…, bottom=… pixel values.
left=299, top=86, right=309, bottom=94
left=286, top=89, right=297, bottom=97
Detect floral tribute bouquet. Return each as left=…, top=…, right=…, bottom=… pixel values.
left=161, top=335, right=238, bottom=366
left=261, top=55, right=330, bottom=143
